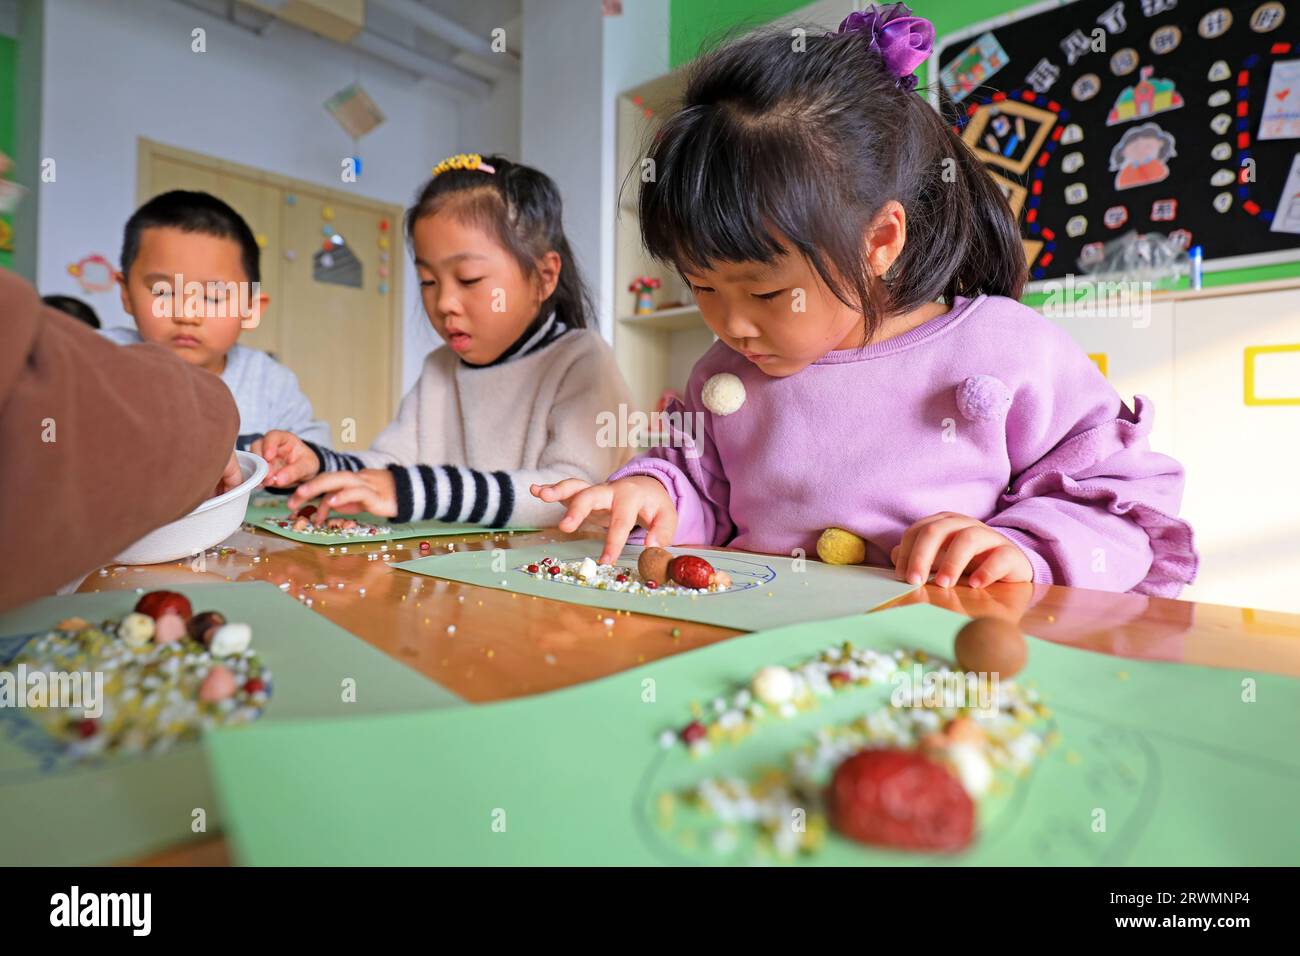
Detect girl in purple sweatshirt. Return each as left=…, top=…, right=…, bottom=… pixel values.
left=533, top=4, right=1197, bottom=597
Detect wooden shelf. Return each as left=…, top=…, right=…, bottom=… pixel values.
left=618, top=304, right=702, bottom=332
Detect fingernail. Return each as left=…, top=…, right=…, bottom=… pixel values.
left=907, top=573, right=921, bottom=585
left=970, top=577, right=984, bottom=588
left=935, top=575, right=950, bottom=588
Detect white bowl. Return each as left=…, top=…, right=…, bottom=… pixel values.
left=113, top=450, right=269, bottom=565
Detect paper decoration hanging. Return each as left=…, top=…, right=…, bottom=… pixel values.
left=1110, top=123, right=1177, bottom=190
left=940, top=31, right=1010, bottom=103
left=312, top=241, right=363, bottom=288
left=1250, top=2, right=1286, bottom=33
left=65, top=254, right=117, bottom=294
left=1260, top=60, right=1300, bottom=140
left=1072, top=73, right=1101, bottom=101
left=324, top=84, right=386, bottom=140
left=961, top=99, right=1057, bottom=175
left=1111, top=47, right=1140, bottom=76
left=1269, top=154, right=1300, bottom=234
left=1199, top=8, right=1233, bottom=39
left=1148, top=25, right=1181, bottom=55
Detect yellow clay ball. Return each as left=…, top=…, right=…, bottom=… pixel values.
left=816, top=527, right=867, bottom=565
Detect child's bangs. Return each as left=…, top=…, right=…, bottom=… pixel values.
left=638, top=109, right=805, bottom=276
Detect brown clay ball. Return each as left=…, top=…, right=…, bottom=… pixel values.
left=637, top=547, right=674, bottom=586
left=954, top=616, right=1027, bottom=678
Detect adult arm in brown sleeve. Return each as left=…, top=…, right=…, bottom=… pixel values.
left=0, top=269, right=239, bottom=610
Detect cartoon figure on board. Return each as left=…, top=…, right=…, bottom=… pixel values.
left=1110, top=123, right=1177, bottom=190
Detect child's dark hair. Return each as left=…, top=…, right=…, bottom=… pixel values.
left=42, top=295, right=101, bottom=329
left=120, top=190, right=260, bottom=283
left=405, top=155, right=591, bottom=329
left=639, top=26, right=1026, bottom=341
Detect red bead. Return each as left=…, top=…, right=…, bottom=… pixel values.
left=133, top=591, right=193, bottom=623
left=681, top=721, right=706, bottom=744
left=76, top=719, right=97, bottom=738
left=668, top=555, right=714, bottom=589
left=616, top=574, right=628, bottom=583
left=244, top=678, right=266, bottom=694
left=829, top=670, right=851, bottom=686
left=828, top=750, right=974, bottom=852
left=527, top=564, right=540, bottom=573
left=547, top=566, right=561, bottom=575
left=419, top=541, right=431, bottom=552
left=645, top=580, right=658, bottom=589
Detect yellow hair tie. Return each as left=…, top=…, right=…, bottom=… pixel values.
left=431, top=153, right=496, bottom=177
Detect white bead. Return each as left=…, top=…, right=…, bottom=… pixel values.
left=752, top=665, right=795, bottom=705
left=209, top=622, right=252, bottom=657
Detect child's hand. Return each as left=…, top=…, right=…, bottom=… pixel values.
left=255, top=430, right=320, bottom=488
left=531, top=476, right=677, bottom=564
left=287, top=469, right=397, bottom=522
left=891, top=513, right=1033, bottom=589
left=213, top=451, right=243, bottom=496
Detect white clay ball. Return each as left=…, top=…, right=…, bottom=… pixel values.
left=701, top=373, right=746, bottom=416
left=577, top=557, right=599, bottom=580
left=208, top=622, right=252, bottom=657
left=752, top=665, right=796, bottom=706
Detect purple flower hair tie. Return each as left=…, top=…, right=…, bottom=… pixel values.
left=838, top=3, right=935, bottom=92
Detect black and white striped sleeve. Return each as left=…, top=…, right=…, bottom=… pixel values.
left=387, top=464, right=516, bottom=527
left=303, top=440, right=366, bottom=474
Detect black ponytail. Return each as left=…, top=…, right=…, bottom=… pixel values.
left=405, top=155, right=592, bottom=329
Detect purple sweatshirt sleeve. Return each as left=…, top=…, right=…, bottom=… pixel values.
left=607, top=372, right=736, bottom=546
left=986, top=341, right=1197, bottom=596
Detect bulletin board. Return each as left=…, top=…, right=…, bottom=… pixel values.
left=932, top=0, right=1300, bottom=282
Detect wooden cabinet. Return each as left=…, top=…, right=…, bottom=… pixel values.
left=1042, top=281, right=1300, bottom=613
left=1167, top=287, right=1300, bottom=613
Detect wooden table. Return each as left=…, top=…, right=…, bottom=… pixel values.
left=75, top=525, right=1300, bottom=865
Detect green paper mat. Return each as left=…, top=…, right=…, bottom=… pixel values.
left=246, top=501, right=538, bottom=545
left=394, top=539, right=918, bottom=631
left=207, top=604, right=1300, bottom=865
left=0, top=582, right=460, bottom=865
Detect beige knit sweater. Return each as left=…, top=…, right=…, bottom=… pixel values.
left=311, top=328, right=633, bottom=527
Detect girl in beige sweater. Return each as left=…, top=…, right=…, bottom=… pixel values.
left=259, top=154, right=632, bottom=527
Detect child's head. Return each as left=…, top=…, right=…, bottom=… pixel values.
left=639, top=9, right=1025, bottom=377
left=117, top=190, right=267, bottom=374
left=42, top=294, right=101, bottom=329
left=405, top=154, right=590, bottom=366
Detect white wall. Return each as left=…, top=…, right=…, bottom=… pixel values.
left=34, top=0, right=518, bottom=392
left=600, top=0, right=670, bottom=334
left=520, top=0, right=668, bottom=339
left=520, top=0, right=604, bottom=333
